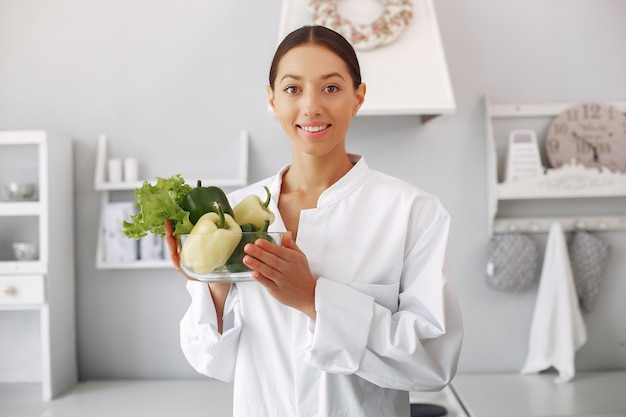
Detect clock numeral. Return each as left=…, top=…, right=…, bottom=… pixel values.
left=599, top=143, right=612, bottom=153
left=608, top=107, right=616, bottom=120
left=575, top=142, right=590, bottom=154
left=575, top=142, right=612, bottom=155
left=553, top=122, right=569, bottom=135
left=546, top=139, right=560, bottom=154
left=583, top=103, right=602, bottom=120
left=566, top=109, right=578, bottom=122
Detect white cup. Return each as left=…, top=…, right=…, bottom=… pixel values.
left=108, top=158, right=123, bottom=182
left=124, top=158, right=139, bottom=182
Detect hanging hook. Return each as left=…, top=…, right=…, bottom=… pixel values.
left=574, top=219, right=586, bottom=231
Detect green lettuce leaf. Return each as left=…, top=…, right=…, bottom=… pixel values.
left=123, top=174, right=194, bottom=239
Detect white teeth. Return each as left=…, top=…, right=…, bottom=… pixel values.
left=301, top=125, right=327, bottom=133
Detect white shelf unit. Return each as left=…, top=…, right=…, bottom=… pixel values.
left=94, top=130, right=249, bottom=269
left=0, top=130, right=76, bottom=400
left=485, top=97, right=626, bottom=235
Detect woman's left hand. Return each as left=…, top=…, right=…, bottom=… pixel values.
left=243, top=231, right=317, bottom=320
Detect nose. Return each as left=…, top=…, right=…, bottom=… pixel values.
left=303, top=88, right=322, bottom=117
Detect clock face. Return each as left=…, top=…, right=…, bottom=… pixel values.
left=545, top=102, right=626, bottom=173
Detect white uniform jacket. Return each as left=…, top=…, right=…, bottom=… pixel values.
left=180, top=155, right=463, bottom=417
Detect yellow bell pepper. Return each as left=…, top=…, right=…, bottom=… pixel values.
left=233, top=186, right=275, bottom=229
left=180, top=202, right=242, bottom=274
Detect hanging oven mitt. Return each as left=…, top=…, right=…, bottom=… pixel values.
left=568, top=230, right=611, bottom=314
left=486, top=233, right=540, bottom=291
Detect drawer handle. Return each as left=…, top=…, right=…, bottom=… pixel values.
left=3, top=286, right=17, bottom=296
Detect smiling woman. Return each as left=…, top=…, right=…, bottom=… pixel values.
left=170, top=25, right=463, bottom=417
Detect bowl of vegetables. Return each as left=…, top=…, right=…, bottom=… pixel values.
left=122, top=174, right=281, bottom=282
left=178, top=229, right=284, bottom=282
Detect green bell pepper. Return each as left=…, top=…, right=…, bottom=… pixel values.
left=226, top=220, right=274, bottom=273
left=179, top=180, right=234, bottom=225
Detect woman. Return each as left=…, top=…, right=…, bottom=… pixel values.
left=168, top=25, right=463, bottom=417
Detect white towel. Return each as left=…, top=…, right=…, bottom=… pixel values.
left=520, top=222, right=587, bottom=383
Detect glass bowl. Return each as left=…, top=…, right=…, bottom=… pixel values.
left=13, top=242, right=38, bottom=261
left=4, top=182, right=37, bottom=201
left=178, top=231, right=284, bottom=282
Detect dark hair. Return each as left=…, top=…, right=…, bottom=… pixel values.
left=268, top=25, right=362, bottom=90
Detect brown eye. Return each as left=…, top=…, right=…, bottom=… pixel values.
left=284, top=86, right=299, bottom=94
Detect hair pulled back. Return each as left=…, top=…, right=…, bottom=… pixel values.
left=268, top=25, right=362, bottom=90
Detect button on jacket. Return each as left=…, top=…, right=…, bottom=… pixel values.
left=180, top=155, right=463, bottom=417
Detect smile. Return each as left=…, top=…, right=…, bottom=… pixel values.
left=299, top=124, right=330, bottom=133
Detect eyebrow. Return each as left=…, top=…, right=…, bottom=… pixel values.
left=279, top=72, right=346, bottom=83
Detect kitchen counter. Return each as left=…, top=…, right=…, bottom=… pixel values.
left=4, top=380, right=467, bottom=417
left=451, top=371, right=626, bottom=417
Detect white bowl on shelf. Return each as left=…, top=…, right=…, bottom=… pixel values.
left=4, top=182, right=37, bottom=201
left=12, top=242, right=38, bottom=261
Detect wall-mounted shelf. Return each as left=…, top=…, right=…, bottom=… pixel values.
left=497, top=160, right=626, bottom=200
left=485, top=97, right=626, bottom=235
left=94, top=130, right=249, bottom=270
left=0, top=201, right=42, bottom=216
left=493, top=215, right=626, bottom=234
left=94, top=130, right=249, bottom=191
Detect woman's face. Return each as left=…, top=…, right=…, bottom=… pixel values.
left=267, top=43, right=366, bottom=159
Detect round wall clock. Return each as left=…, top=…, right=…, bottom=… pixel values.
left=545, top=102, right=626, bottom=173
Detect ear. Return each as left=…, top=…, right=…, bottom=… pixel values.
left=266, top=85, right=276, bottom=111
left=352, top=83, right=366, bottom=116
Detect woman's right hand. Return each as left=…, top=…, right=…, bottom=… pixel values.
left=164, top=219, right=196, bottom=280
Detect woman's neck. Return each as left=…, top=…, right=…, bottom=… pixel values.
left=283, top=152, right=354, bottom=194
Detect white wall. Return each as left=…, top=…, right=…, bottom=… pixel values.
left=1, top=0, right=625, bottom=380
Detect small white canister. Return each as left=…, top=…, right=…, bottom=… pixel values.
left=107, top=158, right=123, bottom=182
left=124, top=157, right=139, bottom=182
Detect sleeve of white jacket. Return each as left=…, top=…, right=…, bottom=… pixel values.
left=179, top=281, right=241, bottom=382
left=306, top=206, right=463, bottom=392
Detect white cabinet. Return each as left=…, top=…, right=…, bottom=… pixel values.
left=484, top=97, right=626, bottom=235
left=0, top=130, right=76, bottom=400
left=93, top=131, right=249, bottom=269
left=0, top=276, right=45, bottom=305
